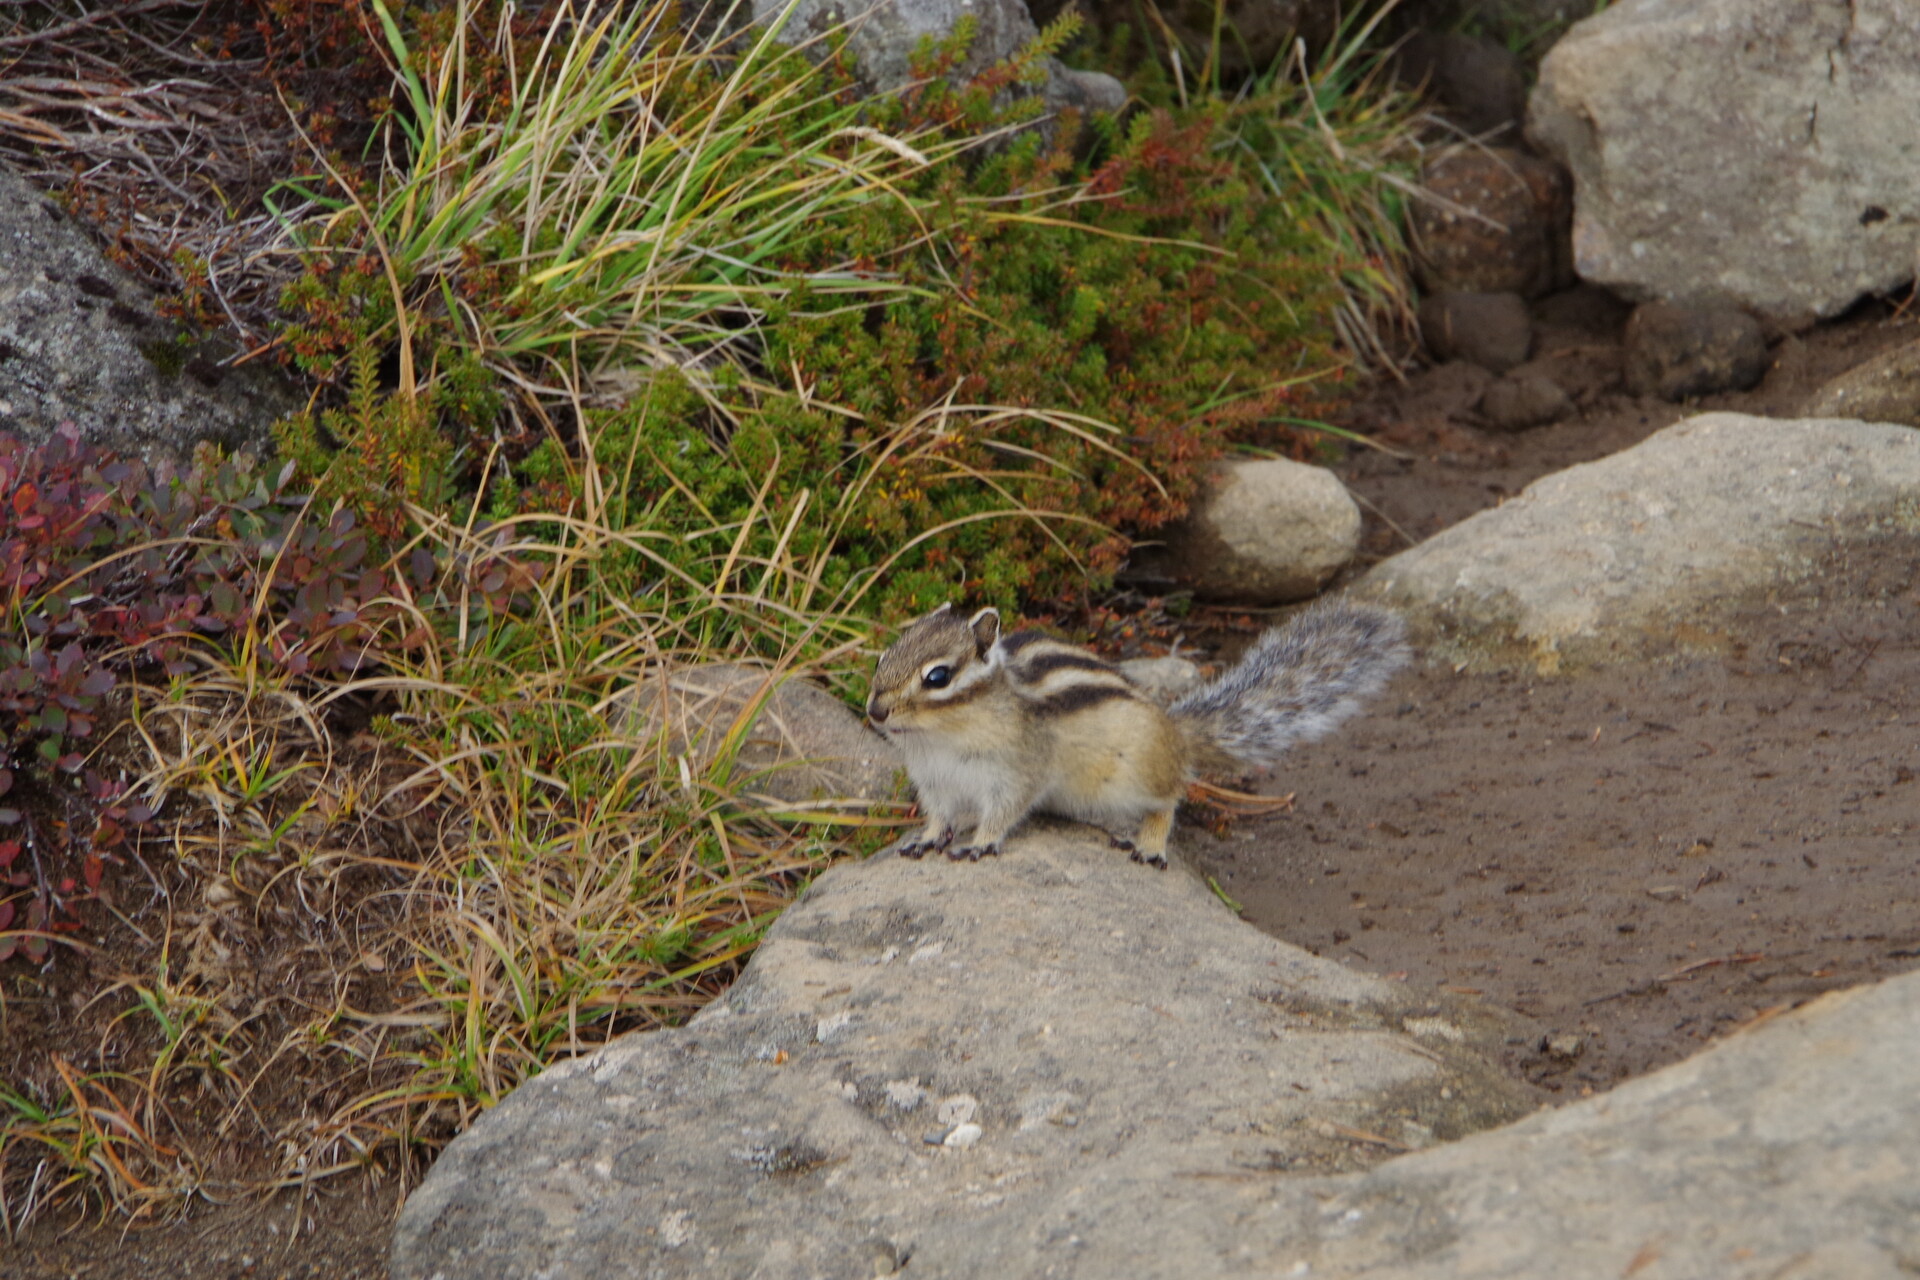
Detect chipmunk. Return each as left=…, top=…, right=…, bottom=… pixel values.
left=865, top=599, right=1409, bottom=868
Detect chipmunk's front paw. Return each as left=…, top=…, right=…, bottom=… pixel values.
left=896, top=827, right=953, bottom=860
left=947, top=842, right=1001, bottom=863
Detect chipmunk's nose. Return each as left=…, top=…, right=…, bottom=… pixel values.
left=866, top=701, right=888, bottom=725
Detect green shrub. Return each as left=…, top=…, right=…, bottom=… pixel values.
left=274, top=2, right=1415, bottom=635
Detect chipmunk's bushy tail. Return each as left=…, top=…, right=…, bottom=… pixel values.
left=1170, top=600, right=1409, bottom=775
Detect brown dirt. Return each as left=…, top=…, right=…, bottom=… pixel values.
left=10, top=297, right=1917, bottom=1275
left=3, top=1182, right=391, bottom=1280
left=1187, top=292, right=1920, bottom=1096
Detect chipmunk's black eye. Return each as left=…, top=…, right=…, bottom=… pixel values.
left=922, top=665, right=952, bottom=689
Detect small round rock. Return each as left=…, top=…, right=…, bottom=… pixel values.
left=1481, top=369, right=1574, bottom=431
left=942, top=1122, right=984, bottom=1150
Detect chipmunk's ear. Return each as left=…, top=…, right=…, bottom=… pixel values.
left=968, top=607, right=1001, bottom=654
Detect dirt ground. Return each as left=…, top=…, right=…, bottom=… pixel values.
left=1195, top=573, right=1920, bottom=1093
left=1190, top=292, right=1920, bottom=1095
left=9, top=297, right=1918, bottom=1277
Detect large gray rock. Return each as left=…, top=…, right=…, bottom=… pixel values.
left=1803, top=339, right=1920, bottom=429
left=1358, top=414, right=1920, bottom=671
left=1178, top=968, right=1920, bottom=1277
left=1130, top=457, right=1363, bottom=604
left=1529, top=0, right=1920, bottom=322
left=391, top=829, right=1538, bottom=1280
left=0, top=167, right=294, bottom=461
left=617, top=663, right=900, bottom=808
left=755, top=0, right=1125, bottom=119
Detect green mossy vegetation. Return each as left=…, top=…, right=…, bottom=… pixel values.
left=274, top=1, right=1416, bottom=635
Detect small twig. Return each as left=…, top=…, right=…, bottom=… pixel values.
left=0, top=0, right=184, bottom=50
left=1348, top=486, right=1419, bottom=547
left=1322, top=1119, right=1413, bottom=1152
left=1585, top=952, right=1765, bottom=1006
left=1658, top=951, right=1763, bottom=983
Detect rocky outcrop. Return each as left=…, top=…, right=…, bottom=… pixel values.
left=1208, top=969, right=1920, bottom=1277
left=1529, top=0, right=1920, bottom=322
left=390, top=826, right=1920, bottom=1279
left=1358, top=414, right=1920, bottom=671
left=1127, top=457, right=1363, bottom=604
left=391, top=829, right=1538, bottom=1280
left=0, top=167, right=294, bottom=462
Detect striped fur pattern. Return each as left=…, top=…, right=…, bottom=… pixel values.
left=866, top=598, right=1407, bottom=867
left=1169, top=600, right=1410, bottom=775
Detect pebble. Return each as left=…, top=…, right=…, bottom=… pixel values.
left=1480, top=369, right=1574, bottom=431
left=1545, top=1034, right=1585, bottom=1060
left=943, top=1123, right=983, bottom=1150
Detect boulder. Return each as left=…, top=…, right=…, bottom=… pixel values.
left=1411, top=147, right=1571, bottom=299
left=617, top=663, right=900, bottom=808
left=1622, top=302, right=1769, bottom=401
left=1802, top=340, right=1920, bottom=429
left=0, top=168, right=295, bottom=462
left=1529, top=0, right=1920, bottom=322
left=1210, top=969, right=1920, bottom=1277
left=1130, top=457, right=1363, bottom=604
left=391, top=828, right=1538, bottom=1280
left=1418, top=290, right=1532, bottom=374
left=754, top=0, right=1126, bottom=121
left=1357, top=414, right=1920, bottom=671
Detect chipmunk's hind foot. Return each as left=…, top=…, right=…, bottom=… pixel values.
left=1118, top=809, right=1174, bottom=870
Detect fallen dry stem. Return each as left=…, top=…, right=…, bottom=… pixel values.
left=0, top=0, right=320, bottom=342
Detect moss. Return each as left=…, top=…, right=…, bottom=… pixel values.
left=137, top=332, right=196, bottom=379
